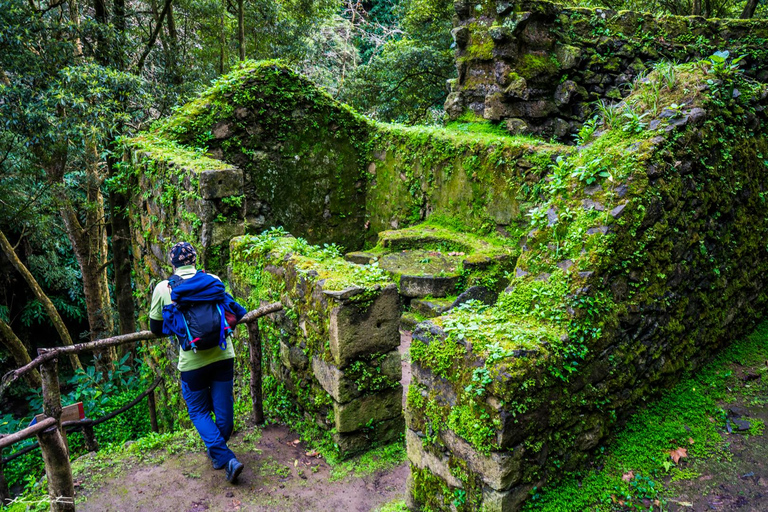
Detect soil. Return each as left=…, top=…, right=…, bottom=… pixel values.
left=76, top=331, right=415, bottom=512
left=77, top=424, right=408, bottom=512
left=665, top=362, right=768, bottom=512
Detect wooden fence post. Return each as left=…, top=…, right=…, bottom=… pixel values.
left=37, top=357, right=75, bottom=512
left=0, top=461, right=9, bottom=505
left=247, top=320, right=264, bottom=425
left=147, top=390, right=159, bottom=433
left=82, top=423, right=98, bottom=453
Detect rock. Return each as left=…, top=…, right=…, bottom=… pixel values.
left=406, top=429, right=463, bottom=488
left=322, top=286, right=365, bottom=300
left=481, top=484, right=534, bottom=512
left=587, top=226, right=609, bottom=235
left=440, top=429, right=523, bottom=490
left=280, top=341, right=309, bottom=370
left=732, top=418, right=751, bottom=431
left=615, top=184, right=628, bottom=198
left=728, top=406, right=749, bottom=418
left=610, top=203, right=627, bottom=219
left=505, top=118, right=529, bottom=135
left=199, top=168, right=243, bottom=199
left=688, top=107, right=706, bottom=124
left=452, top=286, right=499, bottom=308
left=444, top=92, right=464, bottom=120
left=515, top=268, right=529, bottom=278
left=335, top=416, right=405, bottom=457
left=554, top=80, right=578, bottom=106
left=547, top=207, right=558, bottom=226
left=555, top=45, right=581, bottom=70
left=557, top=259, right=573, bottom=271
left=584, top=184, right=602, bottom=196
left=212, top=122, right=231, bottom=139
left=504, top=75, right=529, bottom=99
left=344, top=251, right=377, bottom=265
left=411, top=297, right=455, bottom=318
left=399, top=275, right=461, bottom=298
left=313, top=351, right=401, bottom=404
left=582, top=199, right=605, bottom=211
left=334, top=386, right=402, bottom=433
left=451, top=26, right=469, bottom=47
left=329, top=284, right=401, bottom=367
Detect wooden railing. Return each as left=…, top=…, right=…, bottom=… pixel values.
left=0, top=302, right=282, bottom=512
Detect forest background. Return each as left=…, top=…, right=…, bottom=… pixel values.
left=0, top=0, right=766, bottom=499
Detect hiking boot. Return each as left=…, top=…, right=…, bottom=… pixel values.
left=226, top=458, right=244, bottom=483
left=207, top=449, right=225, bottom=470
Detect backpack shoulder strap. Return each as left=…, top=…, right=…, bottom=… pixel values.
left=167, top=274, right=183, bottom=290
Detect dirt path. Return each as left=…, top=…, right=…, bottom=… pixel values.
left=77, top=331, right=414, bottom=512
left=77, top=424, right=408, bottom=512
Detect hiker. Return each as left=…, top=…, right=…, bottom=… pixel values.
left=149, top=242, right=248, bottom=483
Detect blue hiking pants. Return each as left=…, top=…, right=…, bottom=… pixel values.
left=180, top=358, right=236, bottom=468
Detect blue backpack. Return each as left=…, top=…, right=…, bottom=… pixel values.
left=161, top=271, right=234, bottom=353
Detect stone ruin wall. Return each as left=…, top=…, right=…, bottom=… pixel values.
left=228, top=237, right=405, bottom=458
left=446, top=0, right=768, bottom=138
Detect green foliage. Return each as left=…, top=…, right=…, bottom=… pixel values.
left=340, top=0, right=456, bottom=123
left=524, top=322, right=768, bottom=511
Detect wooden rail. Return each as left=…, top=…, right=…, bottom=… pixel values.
left=0, top=302, right=282, bottom=511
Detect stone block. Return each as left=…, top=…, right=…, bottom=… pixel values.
left=312, top=350, right=401, bottom=404
left=406, top=429, right=463, bottom=488
left=333, top=416, right=405, bottom=457
left=399, top=275, right=460, bottom=298
left=440, top=429, right=523, bottom=491
left=411, top=297, right=455, bottom=318
left=334, top=386, right=402, bottom=433
left=481, top=484, right=534, bottom=512
left=329, top=284, right=401, bottom=367
left=280, top=341, right=309, bottom=370
left=198, top=168, right=243, bottom=199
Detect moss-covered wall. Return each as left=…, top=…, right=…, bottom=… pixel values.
left=446, top=0, right=768, bottom=138
left=366, top=126, right=560, bottom=241
left=406, top=64, right=768, bottom=511
left=228, top=231, right=404, bottom=458
left=124, top=62, right=562, bottom=258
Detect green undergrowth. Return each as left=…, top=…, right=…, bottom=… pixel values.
left=233, top=227, right=391, bottom=296
left=523, top=320, right=768, bottom=511
left=328, top=441, right=406, bottom=481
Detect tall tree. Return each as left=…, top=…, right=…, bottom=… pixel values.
left=0, top=230, right=82, bottom=372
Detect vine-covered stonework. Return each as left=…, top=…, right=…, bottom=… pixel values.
left=228, top=230, right=403, bottom=458
left=406, top=63, right=768, bottom=511
left=446, top=0, right=768, bottom=138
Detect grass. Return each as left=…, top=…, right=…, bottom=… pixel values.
left=328, top=441, right=407, bottom=482
left=522, top=320, right=768, bottom=511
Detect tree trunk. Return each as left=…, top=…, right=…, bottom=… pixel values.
left=238, top=0, right=244, bottom=61
left=69, top=0, right=83, bottom=57
left=220, top=0, right=227, bottom=74
left=54, top=142, right=115, bottom=373
left=248, top=320, right=263, bottom=424
left=37, top=359, right=75, bottom=512
left=692, top=0, right=701, bottom=15
left=166, top=2, right=183, bottom=85
left=0, top=318, right=42, bottom=388
left=107, top=154, right=136, bottom=341
left=0, top=230, right=82, bottom=372
left=741, top=0, right=758, bottom=18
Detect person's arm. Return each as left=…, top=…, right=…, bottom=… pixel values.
left=150, top=318, right=164, bottom=336
left=149, top=280, right=170, bottom=335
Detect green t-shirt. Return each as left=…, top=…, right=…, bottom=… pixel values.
left=150, top=265, right=235, bottom=372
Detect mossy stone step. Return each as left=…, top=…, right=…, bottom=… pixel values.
left=378, top=250, right=462, bottom=298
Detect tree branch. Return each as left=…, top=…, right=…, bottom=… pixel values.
left=135, top=0, right=173, bottom=74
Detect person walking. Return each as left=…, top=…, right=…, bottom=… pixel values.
left=149, top=242, right=247, bottom=483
